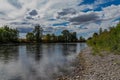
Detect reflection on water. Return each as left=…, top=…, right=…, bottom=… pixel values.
left=0, top=43, right=87, bottom=80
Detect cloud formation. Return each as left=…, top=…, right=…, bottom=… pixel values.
left=29, top=9, right=38, bottom=16
left=59, top=8, right=76, bottom=16
left=0, top=0, right=120, bottom=38
left=7, top=0, right=22, bottom=9
left=69, top=12, right=100, bottom=25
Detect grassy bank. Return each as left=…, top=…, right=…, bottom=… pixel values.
left=87, top=23, right=120, bottom=55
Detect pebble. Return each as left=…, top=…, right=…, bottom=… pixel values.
left=56, top=47, right=120, bottom=80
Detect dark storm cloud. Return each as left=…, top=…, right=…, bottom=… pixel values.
left=7, top=0, right=22, bottom=9
left=69, top=13, right=100, bottom=25
left=29, top=10, right=38, bottom=16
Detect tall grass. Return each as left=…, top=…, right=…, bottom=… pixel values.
left=87, top=23, right=120, bottom=55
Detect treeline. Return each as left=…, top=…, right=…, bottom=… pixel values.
left=87, top=22, right=120, bottom=55
left=0, top=25, right=86, bottom=43
left=0, top=25, right=18, bottom=43
left=25, top=25, right=86, bottom=43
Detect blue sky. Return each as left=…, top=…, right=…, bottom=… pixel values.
left=0, top=0, right=120, bottom=38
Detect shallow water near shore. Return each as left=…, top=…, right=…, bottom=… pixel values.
left=0, top=43, right=87, bottom=80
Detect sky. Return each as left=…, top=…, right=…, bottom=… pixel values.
left=0, top=0, right=120, bottom=38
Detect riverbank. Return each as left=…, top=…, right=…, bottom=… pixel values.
left=57, top=47, right=120, bottom=80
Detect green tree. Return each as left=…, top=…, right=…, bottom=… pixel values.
left=33, top=24, right=43, bottom=43
left=99, top=27, right=102, bottom=34
left=62, top=30, right=70, bottom=42
left=79, top=36, right=85, bottom=42
left=51, top=34, right=57, bottom=42
left=103, top=29, right=108, bottom=33
left=93, top=32, right=98, bottom=37
left=0, top=25, right=18, bottom=43
left=45, top=34, right=51, bottom=42
left=58, top=35, right=64, bottom=42
left=71, top=32, right=78, bottom=42
left=26, top=32, right=35, bottom=42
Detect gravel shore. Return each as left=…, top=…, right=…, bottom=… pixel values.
left=57, top=47, right=120, bottom=80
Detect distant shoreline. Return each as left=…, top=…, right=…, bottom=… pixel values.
left=0, top=42, right=86, bottom=46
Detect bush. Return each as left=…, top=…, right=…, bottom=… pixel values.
left=87, top=23, right=120, bottom=55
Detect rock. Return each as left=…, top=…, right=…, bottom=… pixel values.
left=56, top=47, right=120, bottom=80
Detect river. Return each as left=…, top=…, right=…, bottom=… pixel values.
left=0, top=43, right=87, bottom=80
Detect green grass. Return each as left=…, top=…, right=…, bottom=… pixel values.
left=87, top=23, right=120, bottom=55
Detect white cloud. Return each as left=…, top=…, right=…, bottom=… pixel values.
left=102, top=5, right=120, bottom=19
left=0, top=0, right=120, bottom=38
left=0, top=0, right=82, bottom=24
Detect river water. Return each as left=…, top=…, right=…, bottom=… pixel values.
left=0, top=43, right=87, bottom=80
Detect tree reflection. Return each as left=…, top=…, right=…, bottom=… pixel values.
left=0, top=45, right=18, bottom=63
left=26, top=44, right=42, bottom=61
left=62, top=43, right=77, bottom=56
left=35, top=44, right=42, bottom=61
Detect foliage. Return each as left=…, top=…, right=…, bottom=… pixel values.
left=0, top=25, right=18, bottom=43
left=79, top=36, right=86, bottom=42
left=26, top=32, right=35, bottom=42
left=33, top=24, right=43, bottom=43
left=43, top=34, right=52, bottom=42
left=61, top=30, right=78, bottom=42
left=0, top=25, right=86, bottom=43
left=42, top=30, right=79, bottom=43
left=62, top=30, right=70, bottom=42
left=87, top=23, right=120, bottom=54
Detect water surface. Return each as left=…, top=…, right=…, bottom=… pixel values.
left=0, top=43, right=87, bottom=80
